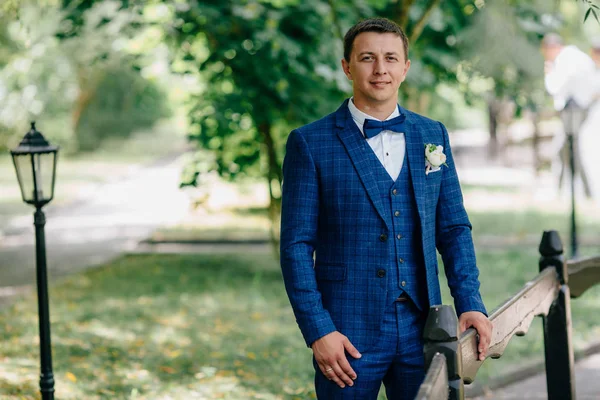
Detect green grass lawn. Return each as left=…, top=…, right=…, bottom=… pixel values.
left=1, top=247, right=599, bottom=399
left=0, top=253, right=313, bottom=400
left=469, top=209, right=600, bottom=240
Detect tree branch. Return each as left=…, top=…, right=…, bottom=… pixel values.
left=397, top=0, right=416, bottom=30
left=409, top=0, right=441, bottom=43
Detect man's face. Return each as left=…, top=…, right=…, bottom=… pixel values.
left=342, top=32, right=410, bottom=110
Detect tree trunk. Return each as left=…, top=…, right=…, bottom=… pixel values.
left=487, top=98, right=499, bottom=159
left=72, top=90, right=94, bottom=140
left=258, top=122, right=282, bottom=259
left=72, top=67, right=99, bottom=149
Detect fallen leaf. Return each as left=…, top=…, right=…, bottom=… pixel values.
left=159, top=366, right=176, bottom=374
left=65, top=372, right=77, bottom=383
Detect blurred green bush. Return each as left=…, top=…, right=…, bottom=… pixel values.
left=75, top=65, right=171, bottom=152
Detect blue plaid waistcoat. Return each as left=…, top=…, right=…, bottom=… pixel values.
left=371, top=152, right=428, bottom=310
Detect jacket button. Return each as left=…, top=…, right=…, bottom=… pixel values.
left=377, top=269, right=386, bottom=278
left=401, top=281, right=406, bottom=287
left=392, top=189, right=398, bottom=195
left=399, top=258, right=404, bottom=263
left=379, top=234, right=388, bottom=242
left=394, top=211, right=400, bottom=217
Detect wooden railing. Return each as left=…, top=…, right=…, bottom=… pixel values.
left=415, top=353, right=448, bottom=400
left=415, top=230, right=600, bottom=400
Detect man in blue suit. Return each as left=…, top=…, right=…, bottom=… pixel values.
left=280, top=17, right=492, bottom=399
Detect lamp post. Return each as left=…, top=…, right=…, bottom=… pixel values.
left=561, top=100, right=585, bottom=259
left=10, top=122, right=58, bottom=400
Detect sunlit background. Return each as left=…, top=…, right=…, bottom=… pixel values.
left=0, top=1, right=599, bottom=399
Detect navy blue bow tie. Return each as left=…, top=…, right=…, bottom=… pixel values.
left=363, top=114, right=406, bottom=139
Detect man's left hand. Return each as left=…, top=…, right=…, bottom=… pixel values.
left=458, top=311, right=493, bottom=361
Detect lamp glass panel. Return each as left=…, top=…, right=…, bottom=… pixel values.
left=32, top=152, right=56, bottom=202
left=12, top=153, right=35, bottom=202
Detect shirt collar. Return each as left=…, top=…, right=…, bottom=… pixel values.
left=348, top=98, right=400, bottom=136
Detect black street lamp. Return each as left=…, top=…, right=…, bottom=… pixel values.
left=10, top=122, right=58, bottom=400
left=561, top=100, right=585, bottom=259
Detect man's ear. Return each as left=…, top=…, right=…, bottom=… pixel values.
left=401, top=59, right=411, bottom=80
left=341, top=58, right=352, bottom=80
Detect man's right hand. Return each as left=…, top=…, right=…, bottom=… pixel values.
left=311, top=331, right=362, bottom=388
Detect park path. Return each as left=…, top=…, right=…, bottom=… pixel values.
left=0, top=152, right=190, bottom=299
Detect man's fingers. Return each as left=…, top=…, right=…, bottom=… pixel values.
left=475, top=321, right=493, bottom=361
left=331, top=362, right=354, bottom=387
left=318, top=359, right=353, bottom=388
left=337, top=357, right=357, bottom=382
left=458, top=313, right=493, bottom=361
left=320, top=362, right=347, bottom=388
left=327, top=370, right=345, bottom=387
left=320, top=364, right=336, bottom=381
left=343, top=339, right=362, bottom=359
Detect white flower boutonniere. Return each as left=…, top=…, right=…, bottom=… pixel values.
left=424, top=143, right=447, bottom=175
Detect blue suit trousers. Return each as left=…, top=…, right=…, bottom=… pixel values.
left=314, top=299, right=427, bottom=399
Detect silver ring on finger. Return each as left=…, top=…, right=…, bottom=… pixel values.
left=325, top=367, right=333, bottom=372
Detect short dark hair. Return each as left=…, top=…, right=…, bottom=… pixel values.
left=343, top=18, right=409, bottom=62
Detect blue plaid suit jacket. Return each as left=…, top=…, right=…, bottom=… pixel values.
left=280, top=99, right=487, bottom=351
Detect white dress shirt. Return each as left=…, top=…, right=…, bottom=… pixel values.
left=348, top=98, right=406, bottom=181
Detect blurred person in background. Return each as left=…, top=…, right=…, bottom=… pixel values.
left=576, top=38, right=600, bottom=202
left=541, top=33, right=594, bottom=199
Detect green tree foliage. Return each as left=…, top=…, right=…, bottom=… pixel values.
left=77, top=64, right=171, bottom=151
left=0, top=0, right=170, bottom=152
left=170, top=0, right=346, bottom=246
left=458, top=1, right=548, bottom=107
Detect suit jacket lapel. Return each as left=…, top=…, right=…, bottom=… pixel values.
left=401, top=108, right=426, bottom=221
left=335, top=101, right=390, bottom=231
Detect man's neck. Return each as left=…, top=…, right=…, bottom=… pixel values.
left=351, top=98, right=398, bottom=120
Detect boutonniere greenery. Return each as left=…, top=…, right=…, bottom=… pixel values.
left=424, top=144, right=447, bottom=175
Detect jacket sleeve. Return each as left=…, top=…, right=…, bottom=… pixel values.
left=435, top=122, right=487, bottom=317
left=280, top=129, right=337, bottom=347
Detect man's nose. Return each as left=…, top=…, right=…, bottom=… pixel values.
left=374, top=59, right=387, bottom=75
